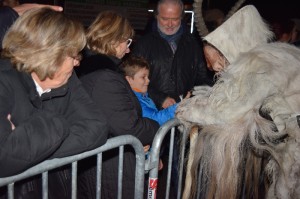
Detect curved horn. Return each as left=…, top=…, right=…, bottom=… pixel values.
left=193, top=0, right=246, bottom=37
left=193, top=0, right=209, bottom=37
left=225, top=0, right=246, bottom=20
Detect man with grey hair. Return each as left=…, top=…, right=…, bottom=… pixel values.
left=133, top=0, right=212, bottom=196
left=133, top=0, right=212, bottom=110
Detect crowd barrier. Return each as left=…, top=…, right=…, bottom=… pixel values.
left=146, top=118, right=188, bottom=199
left=0, top=135, right=146, bottom=199
left=0, top=119, right=190, bottom=199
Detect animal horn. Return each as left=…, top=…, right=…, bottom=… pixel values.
left=193, top=0, right=209, bottom=37
left=193, top=0, right=246, bottom=37
left=225, top=0, right=246, bottom=20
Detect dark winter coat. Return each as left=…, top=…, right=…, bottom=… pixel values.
left=0, top=6, right=18, bottom=49
left=77, top=52, right=159, bottom=199
left=132, top=21, right=213, bottom=108
left=0, top=59, right=108, bottom=198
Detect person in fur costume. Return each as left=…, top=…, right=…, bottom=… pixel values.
left=176, top=5, right=300, bottom=199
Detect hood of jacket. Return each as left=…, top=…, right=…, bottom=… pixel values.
left=203, top=5, right=274, bottom=64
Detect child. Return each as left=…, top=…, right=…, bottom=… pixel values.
left=122, top=55, right=181, bottom=126
left=122, top=55, right=191, bottom=171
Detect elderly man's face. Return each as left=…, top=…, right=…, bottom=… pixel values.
left=157, top=3, right=182, bottom=35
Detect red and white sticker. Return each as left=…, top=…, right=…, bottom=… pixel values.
left=148, top=178, right=158, bottom=199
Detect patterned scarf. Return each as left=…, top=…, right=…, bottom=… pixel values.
left=158, top=24, right=184, bottom=54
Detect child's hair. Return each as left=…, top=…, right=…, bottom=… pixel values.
left=122, top=56, right=150, bottom=78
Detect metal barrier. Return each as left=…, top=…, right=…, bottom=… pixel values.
left=0, top=135, right=145, bottom=199
left=146, top=118, right=188, bottom=199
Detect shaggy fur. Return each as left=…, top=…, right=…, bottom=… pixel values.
left=176, top=42, right=300, bottom=199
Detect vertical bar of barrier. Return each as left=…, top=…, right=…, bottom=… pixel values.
left=165, top=128, right=175, bottom=199
left=177, top=128, right=187, bottom=199
left=134, top=141, right=146, bottom=199
left=7, top=183, right=14, bottom=199
left=42, top=172, right=48, bottom=199
left=71, top=162, right=77, bottom=199
left=118, top=146, right=124, bottom=199
left=0, top=135, right=145, bottom=199
left=96, top=153, right=102, bottom=199
left=147, top=118, right=185, bottom=199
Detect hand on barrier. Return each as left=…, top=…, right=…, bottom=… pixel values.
left=144, top=145, right=150, bottom=153
left=158, top=159, right=163, bottom=170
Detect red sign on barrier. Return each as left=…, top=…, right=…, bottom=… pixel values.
left=148, top=178, right=158, bottom=199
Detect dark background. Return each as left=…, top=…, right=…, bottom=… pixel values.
left=204, top=0, right=299, bottom=19
left=19, top=0, right=299, bottom=19
left=149, top=0, right=300, bottom=19
left=18, top=0, right=299, bottom=25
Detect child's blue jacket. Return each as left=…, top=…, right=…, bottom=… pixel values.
left=133, top=91, right=177, bottom=126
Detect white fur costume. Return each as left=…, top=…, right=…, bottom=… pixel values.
left=177, top=5, right=300, bottom=199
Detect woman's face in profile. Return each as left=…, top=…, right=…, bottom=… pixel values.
left=204, top=44, right=228, bottom=73
left=115, top=39, right=131, bottom=59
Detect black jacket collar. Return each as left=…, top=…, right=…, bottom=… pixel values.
left=17, top=68, right=69, bottom=107
left=76, top=49, right=122, bottom=77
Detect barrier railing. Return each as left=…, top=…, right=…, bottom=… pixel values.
left=146, top=118, right=188, bottom=199
left=0, top=120, right=190, bottom=199
left=0, top=135, right=145, bottom=199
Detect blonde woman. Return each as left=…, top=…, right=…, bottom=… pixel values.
left=0, top=8, right=108, bottom=198
left=77, top=11, right=159, bottom=199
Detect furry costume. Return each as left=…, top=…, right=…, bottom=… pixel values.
left=177, top=5, right=300, bottom=199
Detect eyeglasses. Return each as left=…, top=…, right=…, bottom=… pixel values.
left=126, top=38, right=133, bottom=48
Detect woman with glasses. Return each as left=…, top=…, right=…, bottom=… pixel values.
left=75, top=11, right=133, bottom=77
left=77, top=10, right=159, bottom=199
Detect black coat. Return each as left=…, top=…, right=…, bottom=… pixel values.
left=0, top=6, right=18, bottom=49
left=77, top=52, right=159, bottom=199
left=132, top=23, right=213, bottom=108
left=0, top=59, right=108, bottom=198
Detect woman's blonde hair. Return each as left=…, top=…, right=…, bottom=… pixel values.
left=2, top=8, right=86, bottom=80
left=86, top=10, right=134, bottom=56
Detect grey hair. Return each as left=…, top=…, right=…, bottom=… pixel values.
left=155, top=0, right=184, bottom=17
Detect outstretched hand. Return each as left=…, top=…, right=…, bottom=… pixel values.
left=13, top=3, right=63, bottom=16
left=162, top=97, right=176, bottom=108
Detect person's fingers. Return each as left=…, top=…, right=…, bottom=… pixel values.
left=170, top=99, right=176, bottom=104
left=14, top=4, right=63, bottom=16
left=143, top=145, right=150, bottom=152
left=7, top=114, right=15, bottom=130
left=37, top=4, right=63, bottom=12
left=184, top=91, right=191, bottom=99
left=158, top=159, right=163, bottom=170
